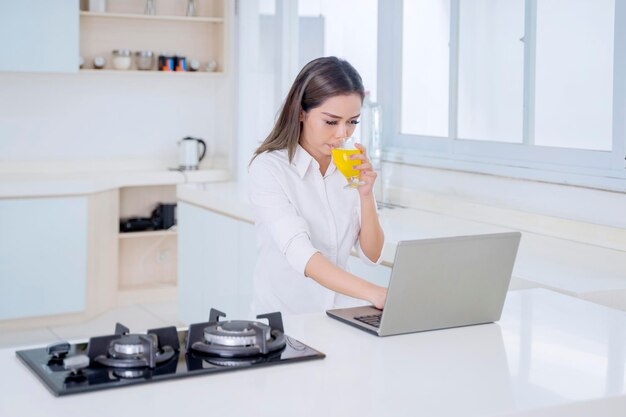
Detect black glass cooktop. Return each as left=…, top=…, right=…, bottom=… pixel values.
left=16, top=310, right=325, bottom=396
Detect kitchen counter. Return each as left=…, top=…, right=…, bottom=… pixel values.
left=176, top=181, right=507, bottom=266
left=0, top=168, right=230, bottom=198
left=0, top=167, right=231, bottom=324
left=1, top=289, right=626, bottom=417
left=177, top=181, right=626, bottom=305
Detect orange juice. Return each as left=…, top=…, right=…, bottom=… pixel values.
left=332, top=148, right=361, bottom=179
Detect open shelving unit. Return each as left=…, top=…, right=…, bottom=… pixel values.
left=79, top=0, right=226, bottom=74
left=117, top=185, right=178, bottom=302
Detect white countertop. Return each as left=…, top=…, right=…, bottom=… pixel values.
left=0, top=168, right=230, bottom=198
left=177, top=181, right=626, bottom=298
left=1, top=289, right=626, bottom=417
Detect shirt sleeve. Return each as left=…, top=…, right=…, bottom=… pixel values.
left=248, top=157, right=319, bottom=275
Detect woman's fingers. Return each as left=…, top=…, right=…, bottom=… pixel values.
left=349, top=152, right=367, bottom=162
left=353, top=162, right=372, bottom=171
left=346, top=144, right=377, bottom=192
left=350, top=152, right=372, bottom=172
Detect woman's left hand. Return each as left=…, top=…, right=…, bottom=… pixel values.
left=351, top=143, right=378, bottom=197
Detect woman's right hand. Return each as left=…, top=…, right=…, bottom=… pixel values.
left=369, top=285, right=387, bottom=310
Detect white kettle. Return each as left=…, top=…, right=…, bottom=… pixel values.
left=178, top=136, right=207, bottom=170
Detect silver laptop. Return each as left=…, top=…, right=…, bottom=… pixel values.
left=326, top=232, right=522, bottom=336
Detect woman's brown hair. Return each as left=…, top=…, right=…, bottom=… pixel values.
left=251, top=56, right=365, bottom=163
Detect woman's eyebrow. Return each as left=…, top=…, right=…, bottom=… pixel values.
left=322, top=112, right=361, bottom=119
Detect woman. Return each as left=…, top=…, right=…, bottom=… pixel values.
left=248, top=56, right=386, bottom=315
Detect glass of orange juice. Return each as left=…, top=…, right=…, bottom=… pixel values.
left=332, top=137, right=365, bottom=189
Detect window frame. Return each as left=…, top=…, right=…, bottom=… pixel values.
left=379, top=0, right=626, bottom=191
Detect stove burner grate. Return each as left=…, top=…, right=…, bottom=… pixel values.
left=187, top=309, right=287, bottom=358
left=88, top=324, right=179, bottom=369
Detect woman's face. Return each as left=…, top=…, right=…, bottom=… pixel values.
left=299, top=93, right=362, bottom=159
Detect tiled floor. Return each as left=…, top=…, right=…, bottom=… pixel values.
left=0, top=300, right=181, bottom=350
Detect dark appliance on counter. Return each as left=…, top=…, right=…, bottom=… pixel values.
left=15, top=309, right=325, bottom=396
left=119, top=203, right=177, bottom=232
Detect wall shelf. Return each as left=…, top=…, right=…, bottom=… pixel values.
left=80, top=11, right=224, bottom=23
left=79, top=0, right=226, bottom=72
left=79, top=69, right=223, bottom=76
left=118, top=230, right=177, bottom=239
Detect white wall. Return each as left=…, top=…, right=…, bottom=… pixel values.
left=0, top=72, right=231, bottom=171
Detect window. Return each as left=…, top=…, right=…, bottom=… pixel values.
left=534, top=0, right=614, bottom=150
left=382, top=0, right=626, bottom=190
left=401, top=0, right=450, bottom=137
left=457, top=0, right=524, bottom=143
left=298, top=0, right=378, bottom=101
left=236, top=1, right=379, bottom=180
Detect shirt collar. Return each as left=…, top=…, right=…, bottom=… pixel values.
left=292, top=144, right=314, bottom=179
left=292, top=144, right=337, bottom=179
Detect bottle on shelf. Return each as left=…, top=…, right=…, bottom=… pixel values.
left=88, top=0, right=106, bottom=13
left=186, top=0, right=197, bottom=17
left=144, top=0, right=156, bottom=15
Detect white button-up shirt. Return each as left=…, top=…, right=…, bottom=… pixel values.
left=248, top=144, right=382, bottom=315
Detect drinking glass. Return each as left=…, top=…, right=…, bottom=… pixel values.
left=331, top=137, right=365, bottom=189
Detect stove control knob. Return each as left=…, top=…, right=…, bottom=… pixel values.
left=63, top=355, right=90, bottom=372
left=46, top=341, right=70, bottom=358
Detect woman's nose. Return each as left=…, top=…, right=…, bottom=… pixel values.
left=335, top=123, right=348, bottom=138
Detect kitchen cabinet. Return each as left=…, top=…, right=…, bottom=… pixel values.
left=178, top=202, right=256, bottom=324
left=0, top=0, right=79, bottom=73
left=0, top=171, right=230, bottom=326
left=0, top=197, right=87, bottom=320
left=176, top=199, right=390, bottom=325
left=79, top=0, right=228, bottom=74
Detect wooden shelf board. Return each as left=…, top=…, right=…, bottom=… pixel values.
left=80, top=11, right=224, bottom=23
left=79, top=69, right=224, bottom=76
left=118, top=230, right=177, bottom=239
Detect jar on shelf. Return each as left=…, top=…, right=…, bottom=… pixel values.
left=112, top=49, right=132, bottom=70
left=206, top=59, right=218, bottom=72
left=189, top=59, right=200, bottom=72
left=93, top=56, right=106, bottom=69
left=135, top=50, right=154, bottom=70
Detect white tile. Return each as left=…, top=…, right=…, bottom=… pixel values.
left=138, top=301, right=185, bottom=327
left=49, top=305, right=168, bottom=341
left=0, top=327, right=60, bottom=349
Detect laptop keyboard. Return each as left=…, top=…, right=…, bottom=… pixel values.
left=354, top=313, right=382, bottom=328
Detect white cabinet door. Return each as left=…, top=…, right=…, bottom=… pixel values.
left=236, top=221, right=257, bottom=318
left=0, top=0, right=79, bottom=73
left=178, top=202, right=259, bottom=323
left=178, top=202, right=238, bottom=324
left=0, top=196, right=88, bottom=320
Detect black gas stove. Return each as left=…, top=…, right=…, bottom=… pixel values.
left=16, top=308, right=325, bottom=396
